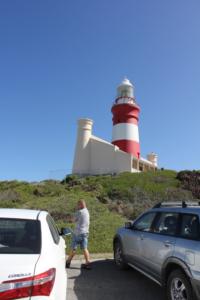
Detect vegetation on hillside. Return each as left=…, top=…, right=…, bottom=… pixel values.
left=61, top=170, right=194, bottom=219
left=0, top=170, right=198, bottom=252
left=176, top=170, right=200, bottom=199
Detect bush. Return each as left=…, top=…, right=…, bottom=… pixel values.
left=0, top=190, right=20, bottom=202
left=61, top=174, right=80, bottom=186
left=177, top=170, right=200, bottom=199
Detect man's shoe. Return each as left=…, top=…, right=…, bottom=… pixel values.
left=81, top=263, right=92, bottom=270
left=65, top=261, right=71, bottom=268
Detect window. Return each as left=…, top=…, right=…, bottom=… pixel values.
left=154, top=213, right=179, bottom=236
left=0, top=218, right=41, bottom=254
left=132, top=159, right=138, bottom=169
left=46, top=215, right=60, bottom=244
left=139, top=164, right=143, bottom=171
left=133, top=212, right=157, bottom=232
left=180, top=214, right=200, bottom=240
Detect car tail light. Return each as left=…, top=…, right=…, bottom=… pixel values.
left=0, top=268, right=56, bottom=300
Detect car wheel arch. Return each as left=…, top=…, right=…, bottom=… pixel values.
left=113, top=235, right=123, bottom=249
left=162, top=257, right=192, bottom=286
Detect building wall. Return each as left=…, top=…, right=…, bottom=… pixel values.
left=114, top=146, right=133, bottom=173
left=90, top=136, right=132, bottom=174
left=72, top=118, right=157, bottom=175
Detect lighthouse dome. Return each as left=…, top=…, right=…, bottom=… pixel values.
left=117, top=77, right=134, bottom=98
left=121, top=77, right=133, bottom=87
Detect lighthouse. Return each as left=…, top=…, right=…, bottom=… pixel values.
left=72, top=78, right=158, bottom=175
left=111, top=78, right=140, bottom=159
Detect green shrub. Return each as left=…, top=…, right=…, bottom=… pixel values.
left=177, top=170, right=200, bottom=199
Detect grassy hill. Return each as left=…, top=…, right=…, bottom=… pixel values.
left=0, top=170, right=196, bottom=253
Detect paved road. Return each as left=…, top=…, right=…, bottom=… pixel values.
left=67, top=259, right=165, bottom=300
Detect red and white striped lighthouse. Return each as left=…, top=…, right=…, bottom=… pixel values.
left=111, top=78, right=140, bottom=159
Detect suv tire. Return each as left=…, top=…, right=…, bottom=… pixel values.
left=167, top=269, right=193, bottom=300
left=114, top=240, right=128, bottom=270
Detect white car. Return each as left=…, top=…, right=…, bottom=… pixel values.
left=0, top=208, right=67, bottom=300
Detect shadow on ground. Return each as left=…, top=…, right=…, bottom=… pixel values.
left=71, top=259, right=165, bottom=300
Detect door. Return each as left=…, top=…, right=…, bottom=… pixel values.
left=35, top=214, right=67, bottom=300
left=122, top=212, right=157, bottom=268
left=46, top=215, right=67, bottom=300
left=175, top=213, right=200, bottom=273
left=141, top=212, right=179, bottom=281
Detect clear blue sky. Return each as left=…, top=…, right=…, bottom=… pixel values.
left=0, top=0, right=200, bottom=181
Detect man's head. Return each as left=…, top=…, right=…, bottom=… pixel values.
left=77, top=200, right=86, bottom=210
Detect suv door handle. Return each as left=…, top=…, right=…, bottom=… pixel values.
left=164, top=240, right=175, bottom=247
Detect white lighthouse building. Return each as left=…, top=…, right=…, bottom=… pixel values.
left=72, top=78, right=158, bottom=175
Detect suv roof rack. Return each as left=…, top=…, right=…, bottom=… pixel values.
left=153, top=201, right=200, bottom=209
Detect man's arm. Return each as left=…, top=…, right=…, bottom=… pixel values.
left=68, top=211, right=80, bottom=223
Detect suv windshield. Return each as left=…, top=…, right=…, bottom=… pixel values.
left=0, top=218, right=41, bottom=254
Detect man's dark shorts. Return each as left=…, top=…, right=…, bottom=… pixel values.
left=71, top=233, right=88, bottom=250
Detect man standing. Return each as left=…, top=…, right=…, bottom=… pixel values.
left=65, top=200, right=91, bottom=269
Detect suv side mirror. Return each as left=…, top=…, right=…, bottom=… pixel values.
left=60, top=227, right=72, bottom=236
left=125, top=221, right=134, bottom=229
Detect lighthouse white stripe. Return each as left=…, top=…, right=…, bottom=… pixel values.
left=112, top=123, right=139, bottom=142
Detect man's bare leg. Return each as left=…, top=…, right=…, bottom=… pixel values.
left=66, top=249, right=76, bottom=267
left=83, top=248, right=90, bottom=265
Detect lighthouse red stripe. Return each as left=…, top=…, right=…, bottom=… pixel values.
left=111, top=103, right=140, bottom=125
left=113, top=118, right=138, bottom=125
left=112, top=140, right=140, bottom=159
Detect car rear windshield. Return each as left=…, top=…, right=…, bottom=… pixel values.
left=0, top=218, right=41, bottom=254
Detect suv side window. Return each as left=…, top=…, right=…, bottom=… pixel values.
left=180, top=214, right=200, bottom=240
left=133, top=212, right=157, bottom=232
left=154, top=212, right=179, bottom=236
left=46, top=215, right=60, bottom=245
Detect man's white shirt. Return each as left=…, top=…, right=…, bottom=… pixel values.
left=74, top=207, right=90, bottom=235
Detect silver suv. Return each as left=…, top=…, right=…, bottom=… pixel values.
left=113, top=202, right=200, bottom=300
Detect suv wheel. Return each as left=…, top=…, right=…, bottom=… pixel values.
left=114, top=240, right=128, bottom=270
left=167, top=269, right=193, bottom=300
